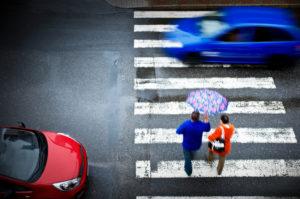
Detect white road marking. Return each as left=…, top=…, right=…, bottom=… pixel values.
left=134, top=78, right=276, bottom=90
left=134, top=40, right=183, bottom=48
left=134, top=57, right=255, bottom=68
left=137, top=197, right=300, bottom=199
left=136, top=159, right=300, bottom=178
left=134, top=11, right=215, bottom=18
left=134, top=128, right=297, bottom=144
left=134, top=25, right=177, bottom=32
left=135, top=57, right=187, bottom=68
left=134, top=101, right=286, bottom=115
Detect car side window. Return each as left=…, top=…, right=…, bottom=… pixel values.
left=254, top=27, right=294, bottom=42
left=218, top=27, right=255, bottom=42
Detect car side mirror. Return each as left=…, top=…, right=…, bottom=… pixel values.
left=17, top=122, right=26, bottom=128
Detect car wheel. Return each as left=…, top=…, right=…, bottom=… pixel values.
left=267, top=55, right=295, bottom=69
left=182, top=52, right=202, bottom=66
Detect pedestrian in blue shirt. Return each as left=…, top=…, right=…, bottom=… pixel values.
left=176, top=111, right=210, bottom=176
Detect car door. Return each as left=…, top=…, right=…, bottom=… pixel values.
left=0, top=179, right=33, bottom=199
left=203, top=26, right=260, bottom=64
left=252, top=26, right=297, bottom=60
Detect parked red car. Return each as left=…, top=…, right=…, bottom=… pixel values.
left=0, top=124, right=88, bottom=199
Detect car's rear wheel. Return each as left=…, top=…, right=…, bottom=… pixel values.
left=182, top=52, right=202, bottom=65
left=267, top=55, right=295, bottom=69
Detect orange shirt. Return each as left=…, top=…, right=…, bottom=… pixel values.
left=208, top=123, right=235, bottom=156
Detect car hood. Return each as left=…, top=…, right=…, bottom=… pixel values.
left=35, top=131, right=82, bottom=184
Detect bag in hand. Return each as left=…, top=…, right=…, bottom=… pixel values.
left=208, top=126, right=225, bottom=152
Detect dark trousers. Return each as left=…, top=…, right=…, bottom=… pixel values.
left=183, top=149, right=196, bottom=176
left=208, top=151, right=226, bottom=175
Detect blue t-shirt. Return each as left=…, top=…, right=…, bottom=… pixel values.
left=176, top=120, right=211, bottom=151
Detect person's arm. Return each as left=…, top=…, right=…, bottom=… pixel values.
left=203, top=114, right=209, bottom=123
left=203, top=122, right=211, bottom=132
left=203, top=114, right=210, bottom=132
left=208, top=127, right=221, bottom=141
left=176, top=121, right=187, bottom=135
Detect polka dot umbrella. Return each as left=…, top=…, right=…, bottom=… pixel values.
left=186, top=89, right=228, bottom=116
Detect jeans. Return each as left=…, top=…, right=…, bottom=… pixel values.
left=183, top=149, right=196, bottom=176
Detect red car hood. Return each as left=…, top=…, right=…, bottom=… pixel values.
left=36, top=131, right=82, bottom=184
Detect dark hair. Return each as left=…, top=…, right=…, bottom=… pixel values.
left=191, top=111, right=200, bottom=121
left=221, top=114, right=229, bottom=124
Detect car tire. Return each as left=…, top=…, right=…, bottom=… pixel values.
left=267, top=55, right=295, bottom=69
left=182, top=52, right=202, bottom=66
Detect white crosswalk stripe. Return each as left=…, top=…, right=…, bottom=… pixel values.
left=134, top=25, right=178, bottom=32
left=134, top=40, right=183, bottom=48
left=134, top=11, right=215, bottom=18
left=134, top=57, right=245, bottom=68
left=134, top=77, right=276, bottom=90
left=134, top=128, right=297, bottom=144
left=136, top=160, right=300, bottom=178
left=134, top=101, right=286, bottom=115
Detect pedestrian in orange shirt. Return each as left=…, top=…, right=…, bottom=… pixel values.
left=207, top=114, right=235, bottom=175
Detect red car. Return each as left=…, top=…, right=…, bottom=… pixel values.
left=0, top=124, right=88, bottom=199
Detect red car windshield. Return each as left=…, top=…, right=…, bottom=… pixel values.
left=0, top=128, right=47, bottom=182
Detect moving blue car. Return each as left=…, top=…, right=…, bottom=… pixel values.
left=164, top=7, right=300, bottom=67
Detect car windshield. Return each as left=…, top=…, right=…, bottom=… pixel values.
left=0, top=128, right=46, bottom=181
left=197, top=14, right=229, bottom=37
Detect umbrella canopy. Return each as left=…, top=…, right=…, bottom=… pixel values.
left=186, top=89, right=228, bottom=115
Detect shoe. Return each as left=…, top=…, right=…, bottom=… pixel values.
left=185, top=169, right=192, bottom=176
left=204, top=154, right=214, bottom=167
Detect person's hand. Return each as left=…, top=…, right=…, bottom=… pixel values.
left=204, top=113, right=209, bottom=122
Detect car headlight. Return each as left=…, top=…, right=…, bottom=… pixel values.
left=53, top=177, right=81, bottom=191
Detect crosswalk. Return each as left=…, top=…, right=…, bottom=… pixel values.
left=133, top=10, right=298, bottom=198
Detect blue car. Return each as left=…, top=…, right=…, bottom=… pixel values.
left=164, top=7, right=300, bottom=67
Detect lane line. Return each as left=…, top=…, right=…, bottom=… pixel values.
left=136, top=159, right=300, bottom=178
left=134, top=128, right=297, bottom=144
left=134, top=25, right=178, bottom=32
left=134, top=57, right=253, bottom=68
left=134, top=78, right=276, bottom=90
left=134, top=101, right=286, bottom=115
left=134, top=11, right=215, bottom=18
left=134, top=40, right=183, bottom=48
left=137, top=197, right=300, bottom=199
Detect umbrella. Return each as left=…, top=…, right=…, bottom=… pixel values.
left=186, top=89, right=228, bottom=115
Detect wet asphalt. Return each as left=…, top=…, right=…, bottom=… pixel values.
left=0, top=0, right=299, bottom=198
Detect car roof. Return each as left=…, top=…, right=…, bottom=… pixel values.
left=221, top=6, right=296, bottom=26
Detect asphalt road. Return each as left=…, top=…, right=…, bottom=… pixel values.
left=0, top=1, right=299, bottom=198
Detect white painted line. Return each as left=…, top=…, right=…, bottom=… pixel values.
left=134, top=101, right=286, bottom=115
left=134, top=128, right=297, bottom=144
left=134, top=40, right=183, bottom=48
left=134, top=57, right=250, bottom=68
left=134, top=11, right=215, bottom=18
left=134, top=78, right=276, bottom=90
left=137, top=197, right=300, bottom=199
left=134, top=57, right=187, bottom=68
left=136, top=159, right=300, bottom=178
left=134, top=25, right=177, bottom=32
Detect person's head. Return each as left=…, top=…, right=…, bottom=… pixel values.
left=191, top=111, right=200, bottom=122
left=220, top=114, right=229, bottom=124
